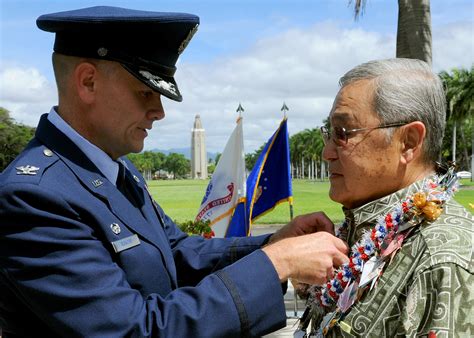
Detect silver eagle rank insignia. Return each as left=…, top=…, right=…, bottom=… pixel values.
left=16, top=165, right=40, bottom=175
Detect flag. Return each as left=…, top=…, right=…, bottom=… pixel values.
left=228, top=117, right=293, bottom=236
left=195, top=118, right=246, bottom=237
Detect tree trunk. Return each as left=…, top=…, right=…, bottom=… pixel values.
left=320, top=160, right=326, bottom=181
left=459, top=124, right=469, bottom=170
left=452, top=121, right=457, bottom=163
left=314, top=160, right=318, bottom=180
left=471, top=125, right=474, bottom=182
left=396, top=0, right=432, bottom=66
left=302, top=158, right=305, bottom=179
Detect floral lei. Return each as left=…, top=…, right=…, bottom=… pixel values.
left=298, top=168, right=459, bottom=336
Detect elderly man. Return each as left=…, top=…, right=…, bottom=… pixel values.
left=0, top=6, right=349, bottom=338
left=297, top=58, right=473, bottom=337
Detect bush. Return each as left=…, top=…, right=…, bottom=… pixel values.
left=175, top=219, right=214, bottom=239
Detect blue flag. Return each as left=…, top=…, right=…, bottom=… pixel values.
left=227, top=118, right=293, bottom=237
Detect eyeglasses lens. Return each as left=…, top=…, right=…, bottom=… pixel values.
left=333, top=127, right=347, bottom=145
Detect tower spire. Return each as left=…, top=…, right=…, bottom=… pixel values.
left=191, top=115, right=208, bottom=179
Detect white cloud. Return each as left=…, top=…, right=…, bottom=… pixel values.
left=0, top=67, right=57, bottom=126
left=432, top=21, right=473, bottom=72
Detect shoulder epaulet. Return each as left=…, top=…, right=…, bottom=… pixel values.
left=1, top=142, right=59, bottom=185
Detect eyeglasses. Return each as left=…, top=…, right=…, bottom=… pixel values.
left=320, top=122, right=408, bottom=146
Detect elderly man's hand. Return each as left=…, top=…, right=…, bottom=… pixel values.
left=262, top=232, right=349, bottom=285
left=267, top=212, right=335, bottom=245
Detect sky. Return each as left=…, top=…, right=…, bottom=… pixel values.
left=1, top=0, right=473, bottom=154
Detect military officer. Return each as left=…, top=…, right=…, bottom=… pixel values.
left=0, top=6, right=348, bottom=337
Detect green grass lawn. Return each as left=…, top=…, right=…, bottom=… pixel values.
left=147, top=178, right=474, bottom=224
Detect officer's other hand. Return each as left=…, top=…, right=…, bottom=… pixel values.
left=268, top=212, right=334, bottom=245
left=262, top=232, right=349, bottom=285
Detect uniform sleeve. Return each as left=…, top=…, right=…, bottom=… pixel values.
left=399, top=263, right=474, bottom=337
left=0, top=183, right=287, bottom=338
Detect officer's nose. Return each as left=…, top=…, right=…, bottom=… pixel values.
left=147, top=95, right=165, bottom=121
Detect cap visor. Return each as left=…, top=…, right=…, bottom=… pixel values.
left=121, top=64, right=182, bottom=102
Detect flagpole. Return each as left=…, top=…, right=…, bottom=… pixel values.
left=281, top=102, right=294, bottom=221
left=236, top=102, right=244, bottom=121
left=236, top=103, right=248, bottom=235
left=282, top=102, right=298, bottom=318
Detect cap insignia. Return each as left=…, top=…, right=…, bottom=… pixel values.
left=139, top=70, right=177, bottom=95
left=97, top=47, right=108, bottom=57
left=178, top=24, right=199, bottom=55
left=16, top=165, right=40, bottom=175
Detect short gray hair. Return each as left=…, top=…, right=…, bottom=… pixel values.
left=339, top=58, right=446, bottom=163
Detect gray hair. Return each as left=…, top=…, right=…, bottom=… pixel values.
left=339, top=58, right=446, bottom=163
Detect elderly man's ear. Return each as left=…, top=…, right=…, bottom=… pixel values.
left=400, top=121, right=426, bottom=164
left=74, top=62, right=98, bottom=104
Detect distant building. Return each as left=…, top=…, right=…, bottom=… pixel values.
left=191, top=115, right=208, bottom=179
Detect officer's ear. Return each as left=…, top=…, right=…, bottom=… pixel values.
left=399, top=121, right=426, bottom=165
left=74, top=61, right=98, bottom=104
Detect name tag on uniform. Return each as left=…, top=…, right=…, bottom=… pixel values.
left=111, top=234, right=140, bottom=253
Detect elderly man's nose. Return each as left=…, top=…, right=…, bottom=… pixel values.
left=322, top=141, right=337, bottom=161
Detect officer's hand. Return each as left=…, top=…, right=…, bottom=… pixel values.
left=267, top=212, right=334, bottom=245
left=262, top=232, right=349, bottom=285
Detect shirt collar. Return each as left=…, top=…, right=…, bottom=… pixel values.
left=47, top=107, right=120, bottom=185
left=341, top=178, right=428, bottom=246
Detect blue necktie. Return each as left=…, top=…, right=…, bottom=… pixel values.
left=116, top=162, right=143, bottom=207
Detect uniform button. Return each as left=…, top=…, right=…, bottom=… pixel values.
left=43, top=148, right=53, bottom=157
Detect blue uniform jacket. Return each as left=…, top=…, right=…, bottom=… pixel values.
left=0, top=115, right=286, bottom=337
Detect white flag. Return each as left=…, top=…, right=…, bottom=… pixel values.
left=195, top=118, right=246, bottom=237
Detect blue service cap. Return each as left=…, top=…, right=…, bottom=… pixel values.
left=37, top=6, right=199, bottom=102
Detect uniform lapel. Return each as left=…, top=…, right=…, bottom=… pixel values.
left=34, top=115, right=173, bottom=259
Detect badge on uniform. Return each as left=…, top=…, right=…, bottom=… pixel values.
left=92, top=179, right=104, bottom=188
left=16, top=165, right=40, bottom=175
left=110, top=223, right=121, bottom=235
left=111, top=234, right=141, bottom=253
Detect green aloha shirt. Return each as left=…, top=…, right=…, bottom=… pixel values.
left=325, top=178, right=473, bottom=337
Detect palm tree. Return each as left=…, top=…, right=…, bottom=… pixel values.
left=440, top=66, right=474, bottom=177
left=304, top=128, right=325, bottom=180
left=351, top=0, right=432, bottom=65
left=289, top=128, right=326, bottom=180
left=290, top=132, right=306, bottom=179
